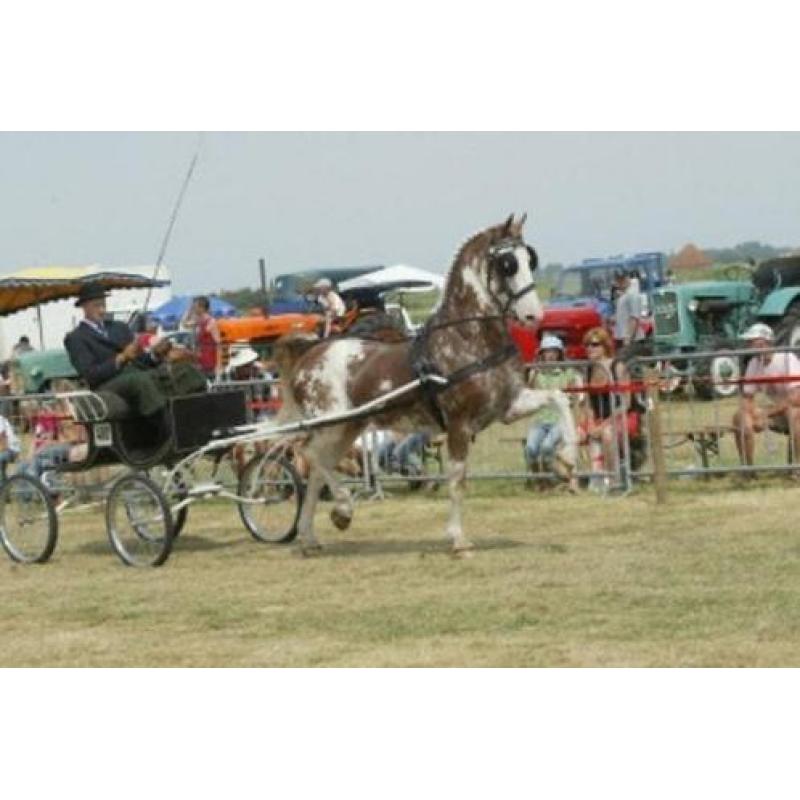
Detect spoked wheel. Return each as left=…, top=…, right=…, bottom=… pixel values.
left=106, top=473, right=174, bottom=567
left=150, top=467, right=190, bottom=538
left=237, top=454, right=303, bottom=543
left=0, top=474, right=58, bottom=564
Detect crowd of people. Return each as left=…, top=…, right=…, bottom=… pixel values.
left=1, top=279, right=800, bottom=493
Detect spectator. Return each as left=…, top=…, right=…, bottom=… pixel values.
left=11, top=336, right=34, bottom=360
left=313, top=278, right=346, bottom=338
left=19, top=398, right=76, bottom=478
left=612, top=271, right=646, bottom=353
left=0, top=410, right=21, bottom=477
left=523, top=335, right=582, bottom=492
left=224, top=347, right=279, bottom=475
left=391, top=431, right=431, bottom=477
left=580, top=327, right=639, bottom=492
left=137, top=316, right=160, bottom=350
left=733, top=323, right=800, bottom=471
left=192, top=296, right=222, bottom=380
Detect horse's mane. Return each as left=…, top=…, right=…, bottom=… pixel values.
left=440, top=221, right=507, bottom=307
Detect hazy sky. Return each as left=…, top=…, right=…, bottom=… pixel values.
left=1, top=132, right=798, bottom=293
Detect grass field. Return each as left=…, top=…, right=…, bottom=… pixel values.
left=3, top=441, right=800, bottom=666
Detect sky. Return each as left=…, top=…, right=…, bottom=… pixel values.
left=1, top=132, right=799, bottom=293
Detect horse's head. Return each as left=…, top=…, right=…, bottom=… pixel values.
left=483, top=213, right=543, bottom=324
left=443, top=214, right=543, bottom=325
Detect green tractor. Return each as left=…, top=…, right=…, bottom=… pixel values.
left=651, top=255, right=800, bottom=399
left=9, top=348, right=78, bottom=394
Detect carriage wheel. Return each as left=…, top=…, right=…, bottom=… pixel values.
left=0, top=475, right=58, bottom=564
left=106, top=473, right=174, bottom=567
left=237, top=454, right=303, bottom=543
left=152, top=468, right=189, bottom=538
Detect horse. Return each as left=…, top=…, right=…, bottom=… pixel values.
left=274, top=214, right=578, bottom=555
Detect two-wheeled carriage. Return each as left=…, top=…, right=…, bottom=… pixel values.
left=0, top=386, right=305, bottom=567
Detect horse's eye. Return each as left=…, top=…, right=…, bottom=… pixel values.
left=527, top=246, right=538, bottom=271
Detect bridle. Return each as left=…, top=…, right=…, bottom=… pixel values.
left=486, top=236, right=539, bottom=317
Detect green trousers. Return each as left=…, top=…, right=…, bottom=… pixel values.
left=98, top=362, right=208, bottom=417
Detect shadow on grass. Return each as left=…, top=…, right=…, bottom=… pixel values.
left=315, top=536, right=526, bottom=558
left=74, top=533, right=241, bottom=557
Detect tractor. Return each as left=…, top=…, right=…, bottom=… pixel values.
left=651, top=255, right=800, bottom=399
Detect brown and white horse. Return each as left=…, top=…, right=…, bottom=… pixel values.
left=275, top=214, right=577, bottom=554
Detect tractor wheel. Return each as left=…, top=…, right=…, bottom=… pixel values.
left=655, top=360, right=685, bottom=396
left=693, top=354, right=741, bottom=400
left=774, top=309, right=800, bottom=350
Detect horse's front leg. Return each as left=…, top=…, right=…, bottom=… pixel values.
left=503, top=388, right=578, bottom=469
left=445, top=427, right=472, bottom=554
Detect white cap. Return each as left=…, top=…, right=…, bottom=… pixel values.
left=741, top=323, right=774, bottom=341
left=313, top=277, right=332, bottom=290
left=540, top=334, right=565, bottom=352
left=227, top=347, right=259, bottom=370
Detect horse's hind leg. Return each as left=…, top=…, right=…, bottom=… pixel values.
left=296, top=464, right=326, bottom=555
left=295, top=426, right=359, bottom=552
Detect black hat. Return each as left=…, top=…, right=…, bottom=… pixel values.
left=74, top=283, right=109, bottom=307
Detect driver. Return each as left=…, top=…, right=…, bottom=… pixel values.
left=64, top=284, right=208, bottom=420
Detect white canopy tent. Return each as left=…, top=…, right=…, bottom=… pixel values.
left=338, top=264, right=445, bottom=293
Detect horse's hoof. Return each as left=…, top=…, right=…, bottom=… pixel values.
left=296, top=542, right=324, bottom=558
left=451, top=541, right=476, bottom=558
left=330, top=507, right=352, bottom=530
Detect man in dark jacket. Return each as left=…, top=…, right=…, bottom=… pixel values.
left=64, top=284, right=206, bottom=417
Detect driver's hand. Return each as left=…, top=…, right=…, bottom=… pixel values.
left=151, top=338, right=173, bottom=359
left=121, top=341, right=140, bottom=361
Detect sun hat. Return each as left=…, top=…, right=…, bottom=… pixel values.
left=540, top=334, right=565, bottom=352
left=741, top=323, right=774, bottom=341
left=227, top=347, right=259, bottom=371
left=313, top=277, right=333, bottom=290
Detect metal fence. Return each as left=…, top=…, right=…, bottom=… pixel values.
left=2, top=347, right=799, bottom=499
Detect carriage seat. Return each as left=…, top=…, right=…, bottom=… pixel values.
left=64, top=390, right=134, bottom=423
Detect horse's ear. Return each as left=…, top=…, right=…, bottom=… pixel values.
left=509, top=212, right=527, bottom=237
left=502, top=214, right=515, bottom=235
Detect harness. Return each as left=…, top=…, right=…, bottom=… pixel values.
left=409, top=236, right=538, bottom=431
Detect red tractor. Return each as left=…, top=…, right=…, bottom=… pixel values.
left=509, top=305, right=605, bottom=364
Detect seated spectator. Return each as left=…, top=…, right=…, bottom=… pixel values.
left=19, top=397, right=87, bottom=479
left=524, top=335, right=583, bottom=492
left=0, top=411, right=21, bottom=477
left=579, top=327, right=640, bottom=492
left=390, top=431, right=431, bottom=477
left=733, top=323, right=800, bottom=470
left=312, top=278, right=346, bottom=338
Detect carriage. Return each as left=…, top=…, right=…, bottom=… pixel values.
left=0, top=384, right=306, bottom=567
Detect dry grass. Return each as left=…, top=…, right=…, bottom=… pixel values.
left=3, top=462, right=800, bottom=666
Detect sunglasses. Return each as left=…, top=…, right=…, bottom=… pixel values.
left=586, top=341, right=604, bottom=347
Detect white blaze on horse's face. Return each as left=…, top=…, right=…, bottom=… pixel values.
left=508, top=245, right=544, bottom=324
